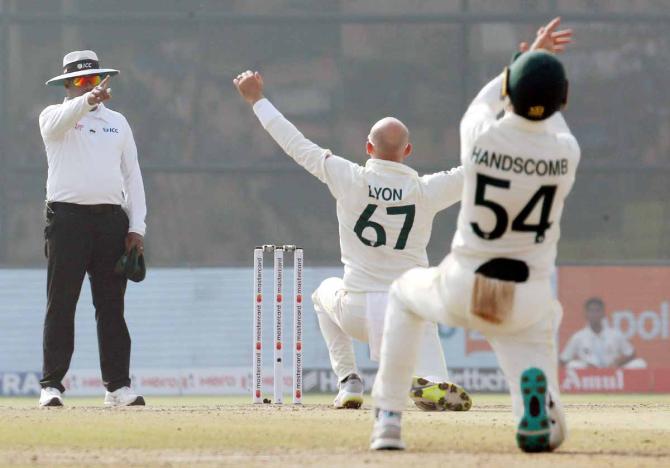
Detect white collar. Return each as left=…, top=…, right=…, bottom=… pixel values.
left=500, top=112, right=551, bottom=134
left=90, top=102, right=107, bottom=116
left=365, top=158, right=418, bottom=177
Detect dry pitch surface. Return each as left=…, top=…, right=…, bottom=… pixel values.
left=1, top=394, right=669, bottom=467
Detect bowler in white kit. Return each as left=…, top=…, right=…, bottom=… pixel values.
left=234, top=70, right=471, bottom=411
left=370, top=18, right=580, bottom=452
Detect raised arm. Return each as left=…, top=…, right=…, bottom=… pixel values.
left=39, top=75, right=113, bottom=140
left=234, top=70, right=360, bottom=198
left=461, top=17, right=573, bottom=145
left=252, top=98, right=333, bottom=181
left=520, top=17, right=573, bottom=55
left=459, top=74, right=506, bottom=146
left=422, top=166, right=464, bottom=213
left=526, top=17, right=575, bottom=138
left=39, top=95, right=95, bottom=140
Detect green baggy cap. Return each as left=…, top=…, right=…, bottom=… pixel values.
left=504, top=50, right=568, bottom=121
left=114, top=246, right=146, bottom=283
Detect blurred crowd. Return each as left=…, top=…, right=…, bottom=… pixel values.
left=1, top=0, right=669, bottom=266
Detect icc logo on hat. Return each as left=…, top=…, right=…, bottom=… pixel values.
left=45, top=50, right=119, bottom=86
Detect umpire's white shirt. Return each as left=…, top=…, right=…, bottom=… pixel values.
left=39, top=94, right=147, bottom=235
left=253, top=98, right=463, bottom=292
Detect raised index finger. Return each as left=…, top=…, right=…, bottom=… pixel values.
left=543, top=17, right=562, bottom=35
left=99, top=75, right=111, bottom=89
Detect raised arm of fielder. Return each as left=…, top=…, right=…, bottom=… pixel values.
left=234, top=70, right=360, bottom=199
left=421, top=167, right=464, bottom=213
left=522, top=18, right=573, bottom=136
left=460, top=17, right=574, bottom=147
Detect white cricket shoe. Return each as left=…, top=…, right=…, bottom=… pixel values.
left=333, top=373, right=364, bottom=409
left=104, top=386, right=145, bottom=407
left=39, top=387, right=64, bottom=407
left=546, top=390, right=567, bottom=450
left=370, top=408, right=405, bottom=450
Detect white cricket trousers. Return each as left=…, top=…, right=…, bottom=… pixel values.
left=312, top=277, right=449, bottom=382
left=372, top=255, right=563, bottom=420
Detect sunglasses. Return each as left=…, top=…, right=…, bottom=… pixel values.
left=71, top=75, right=101, bottom=88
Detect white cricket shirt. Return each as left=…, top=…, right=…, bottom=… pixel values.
left=450, top=73, right=581, bottom=279
left=39, top=94, right=147, bottom=235
left=560, top=323, right=635, bottom=367
left=253, top=98, right=463, bottom=292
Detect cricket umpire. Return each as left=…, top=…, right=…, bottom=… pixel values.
left=38, top=50, right=146, bottom=407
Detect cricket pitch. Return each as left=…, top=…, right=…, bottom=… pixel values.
left=1, top=394, right=669, bottom=467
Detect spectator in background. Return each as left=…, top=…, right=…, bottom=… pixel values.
left=560, top=297, right=647, bottom=369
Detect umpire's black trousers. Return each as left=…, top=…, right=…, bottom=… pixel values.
left=40, top=202, right=131, bottom=393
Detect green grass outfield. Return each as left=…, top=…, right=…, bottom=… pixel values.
left=1, top=394, right=669, bottom=467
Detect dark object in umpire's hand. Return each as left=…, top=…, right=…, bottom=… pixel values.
left=115, top=246, right=146, bottom=283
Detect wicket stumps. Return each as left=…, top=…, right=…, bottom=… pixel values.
left=252, top=245, right=303, bottom=405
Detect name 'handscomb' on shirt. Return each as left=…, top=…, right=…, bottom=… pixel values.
left=471, top=146, right=569, bottom=176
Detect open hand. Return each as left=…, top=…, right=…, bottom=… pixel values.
left=518, top=17, right=573, bottom=54
left=87, top=75, right=112, bottom=105
left=233, top=70, right=264, bottom=104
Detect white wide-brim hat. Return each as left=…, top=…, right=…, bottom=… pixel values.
left=45, top=50, right=119, bottom=86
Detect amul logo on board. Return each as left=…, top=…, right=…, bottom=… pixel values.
left=562, top=369, right=625, bottom=392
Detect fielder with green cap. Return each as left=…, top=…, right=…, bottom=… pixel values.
left=370, top=17, right=580, bottom=453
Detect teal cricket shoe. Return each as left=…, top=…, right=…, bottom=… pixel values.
left=517, top=367, right=552, bottom=452
left=409, top=377, right=472, bottom=412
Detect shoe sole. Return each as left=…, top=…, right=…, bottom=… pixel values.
left=40, top=397, right=63, bottom=407
left=104, top=396, right=146, bottom=407
left=334, top=394, right=363, bottom=409
left=517, top=368, right=551, bottom=453
left=410, top=378, right=472, bottom=412
left=129, top=396, right=146, bottom=406
left=370, top=438, right=406, bottom=450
